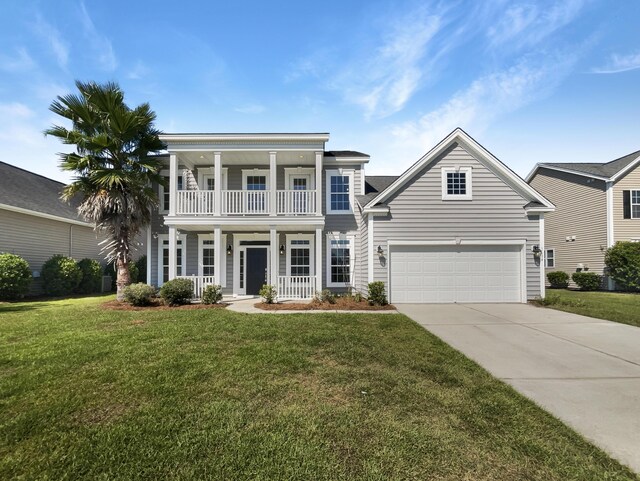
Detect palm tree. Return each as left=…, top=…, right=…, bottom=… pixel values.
left=45, top=80, right=165, bottom=300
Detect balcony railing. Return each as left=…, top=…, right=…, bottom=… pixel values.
left=277, top=190, right=316, bottom=215
left=277, top=275, right=316, bottom=300
left=222, top=190, right=270, bottom=215
left=176, top=190, right=215, bottom=215
left=176, top=275, right=216, bottom=299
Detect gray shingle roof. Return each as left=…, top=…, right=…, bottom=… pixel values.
left=0, top=161, right=84, bottom=223
left=541, top=149, right=640, bottom=179
left=356, top=175, right=399, bottom=207
left=325, top=150, right=369, bottom=158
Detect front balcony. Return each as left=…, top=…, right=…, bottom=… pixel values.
left=175, top=189, right=317, bottom=216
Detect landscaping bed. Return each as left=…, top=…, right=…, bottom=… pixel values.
left=102, top=299, right=228, bottom=311
left=255, top=298, right=396, bottom=310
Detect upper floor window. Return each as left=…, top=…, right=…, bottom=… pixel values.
left=632, top=190, right=640, bottom=219
left=441, top=167, right=472, bottom=200
left=326, top=169, right=354, bottom=214
left=160, top=173, right=183, bottom=213
left=545, top=248, right=555, bottom=268
left=623, top=190, right=640, bottom=219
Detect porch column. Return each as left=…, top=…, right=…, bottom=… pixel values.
left=269, top=151, right=277, bottom=216
left=270, top=227, right=278, bottom=289
left=168, top=226, right=177, bottom=280
left=214, top=227, right=222, bottom=285
left=315, top=151, right=323, bottom=216
left=214, top=152, right=222, bottom=216
left=169, top=152, right=178, bottom=216
left=315, top=227, right=322, bottom=292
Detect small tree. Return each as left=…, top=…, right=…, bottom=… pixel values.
left=0, top=253, right=32, bottom=300
left=76, top=258, right=102, bottom=294
left=605, top=242, right=640, bottom=291
left=45, top=81, right=165, bottom=300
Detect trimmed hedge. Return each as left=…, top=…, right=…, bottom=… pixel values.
left=202, top=284, right=223, bottom=304
left=259, top=284, right=277, bottom=304
left=605, top=241, right=640, bottom=292
left=0, top=253, right=32, bottom=300
left=159, top=278, right=194, bottom=306
left=367, top=281, right=388, bottom=306
left=547, top=271, right=569, bottom=289
left=571, top=272, right=602, bottom=291
left=42, top=255, right=82, bottom=297
left=123, top=283, right=156, bottom=306
left=77, top=258, right=102, bottom=294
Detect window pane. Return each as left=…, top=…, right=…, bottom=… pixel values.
left=293, top=178, right=307, bottom=190
left=206, top=178, right=215, bottom=190
left=330, top=242, right=351, bottom=283
left=290, top=247, right=310, bottom=277
left=330, top=175, right=350, bottom=211
left=247, top=176, right=266, bottom=190
left=447, top=172, right=466, bottom=195
left=202, top=247, right=215, bottom=276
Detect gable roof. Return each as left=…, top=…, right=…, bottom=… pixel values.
left=356, top=175, right=398, bottom=207
left=361, top=128, right=554, bottom=212
left=0, top=161, right=90, bottom=226
left=525, top=149, right=640, bottom=183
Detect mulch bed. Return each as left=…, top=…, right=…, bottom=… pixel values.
left=255, top=299, right=396, bottom=311
left=101, top=299, right=228, bottom=311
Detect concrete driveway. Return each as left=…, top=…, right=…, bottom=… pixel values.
left=397, top=303, right=640, bottom=473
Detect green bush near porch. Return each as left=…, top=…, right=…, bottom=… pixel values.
left=159, top=278, right=194, bottom=305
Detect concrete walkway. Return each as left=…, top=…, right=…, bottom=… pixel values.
left=226, top=297, right=398, bottom=314
left=397, top=303, right=640, bottom=473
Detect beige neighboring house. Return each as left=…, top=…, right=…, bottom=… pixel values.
left=526, top=149, right=640, bottom=288
left=0, top=161, right=109, bottom=295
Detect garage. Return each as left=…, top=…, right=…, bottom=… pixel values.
left=389, top=244, right=524, bottom=303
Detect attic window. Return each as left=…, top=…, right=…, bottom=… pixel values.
left=442, top=167, right=472, bottom=200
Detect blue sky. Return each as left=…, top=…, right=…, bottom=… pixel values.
left=1, top=0, right=639, bottom=182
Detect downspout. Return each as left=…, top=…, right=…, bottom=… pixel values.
left=69, top=225, right=73, bottom=257
left=605, top=181, right=614, bottom=290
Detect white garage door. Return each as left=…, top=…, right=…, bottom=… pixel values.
left=390, top=244, right=523, bottom=303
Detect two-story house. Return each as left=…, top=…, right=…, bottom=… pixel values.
left=527, top=149, right=640, bottom=288
left=147, top=129, right=554, bottom=303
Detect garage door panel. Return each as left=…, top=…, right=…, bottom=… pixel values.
left=390, top=245, right=522, bottom=304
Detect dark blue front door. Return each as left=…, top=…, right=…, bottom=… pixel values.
left=246, top=248, right=268, bottom=295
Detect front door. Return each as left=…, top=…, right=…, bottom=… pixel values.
left=246, top=248, right=268, bottom=295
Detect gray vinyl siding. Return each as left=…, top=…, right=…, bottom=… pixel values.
left=529, top=168, right=607, bottom=279
left=372, top=143, right=542, bottom=299
left=612, top=167, right=640, bottom=242
left=358, top=208, right=369, bottom=294
left=0, top=209, right=103, bottom=295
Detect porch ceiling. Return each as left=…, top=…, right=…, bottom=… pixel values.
left=179, top=150, right=317, bottom=166
left=173, top=223, right=324, bottom=233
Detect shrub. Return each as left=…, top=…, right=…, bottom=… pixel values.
left=547, top=271, right=569, bottom=289
left=605, top=241, right=640, bottom=291
left=202, top=284, right=223, bottom=304
left=42, top=255, right=82, bottom=296
left=259, top=284, right=277, bottom=304
left=123, top=283, right=156, bottom=306
left=0, top=253, right=32, bottom=300
left=313, top=289, right=335, bottom=304
left=354, top=291, right=363, bottom=303
left=367, top=281, right=388, bottom=306
left=135, top=255, right=147, bottom=283
left=76, top=258, right=102, bottom=294
left=534, top=292, right=586, bottom=309
left=159, top=278, right=194, bottom=306
left=571, top=272, right=602, bottom=291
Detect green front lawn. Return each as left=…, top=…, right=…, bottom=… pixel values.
left=543, top=289, right=640, bottom=327
left=0, top=296, right=635, bottom=480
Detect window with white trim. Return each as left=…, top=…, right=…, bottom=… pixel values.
left=286, top=235, right=314, bottom=278
left=545, top=248, right=555, bottom=268
left=326, top=235, right=354, bottom=287
left=198, top=234, right=226, bottom=286
left=326, top=170, right=354, bottom=213
left=159, top=173, right=183, bottom=213
left=201, top=239, right=215, bottom=276
left=157, top=235, right=186, bottom=285
left=632, top=190, right=640, bottom=218
left=441, top=167, right=472, bottom=200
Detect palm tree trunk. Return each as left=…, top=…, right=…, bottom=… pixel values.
left=116, top=257, right=132, bottom=301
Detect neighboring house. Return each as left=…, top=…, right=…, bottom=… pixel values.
left=151, top=128, right=554, bottom=303
left=0, top=161, right=110, bottom=294
left=527, top=149, right=640, bottom=288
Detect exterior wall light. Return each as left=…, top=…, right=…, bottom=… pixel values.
left=279, top=244, right=285, bottom=255
left=532, top=245, right=542, bottom=259
left=226, top=244, right=233, bottom=256
left=376, top=245, right=384, bottom=256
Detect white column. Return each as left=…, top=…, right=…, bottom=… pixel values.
left=539, top=214, right=545, bottom=299
left=146, top=226, right=152, bottom=283
left=315, top=227, right=322, bottom=292
left=367, top=214, right=374, bottom=283
left=270, top=151, right=277, bottom=216
left=214, top=227, right=222, bottom=285
left=270, top=227, right=278, bottom=288
left=214, top=152, right=222, bottom=216
left=168, top=226, right=177, bottom=280
left=169, top=153, right=178, bottom=216
left=315, top=151, right=323, bottom=216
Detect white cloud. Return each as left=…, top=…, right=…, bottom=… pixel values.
left=592, top=51, right=640, bottom=74
left=79, top=2, right=117, bottom=71
left=32, top=14, right=69, bottom=69
left=487, top=0, right=587, bottom=48
left=0, top=47, right=36, bottom=72
left=234, top=104, right=266, bottom=114
left=0, top=102, right=34, bottom=119
left=385, top=52, right=579, bottom=173
left=127, top=61, right=150, bottom=80
left=332, top=6, right=442, bottom=119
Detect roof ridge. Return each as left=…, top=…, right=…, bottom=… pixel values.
left=0, top=160, right=66, bottom=187
left=603, top=148, right=640, bottom=166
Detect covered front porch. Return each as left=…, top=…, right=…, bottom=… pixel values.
left=157, top=221, right=324, bottom=301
